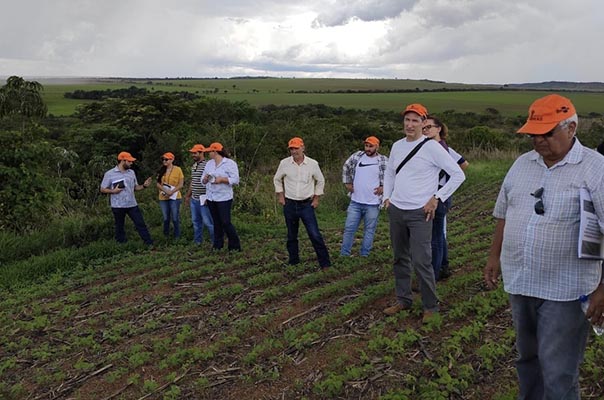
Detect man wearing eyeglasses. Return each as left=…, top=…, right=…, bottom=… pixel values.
left=484, top=94, right=604, bottom=399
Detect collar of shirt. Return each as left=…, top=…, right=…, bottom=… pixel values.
left=289, top=155, right=308, bottom=165
left=528, top=137, right=583, bottom=168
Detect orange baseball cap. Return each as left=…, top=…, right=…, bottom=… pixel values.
left=288, top=137, right=304, bottom=148
left=189, top=144, right=205, bottom=153
left=517, top=94, right=577, bottom=135
left=364, top=136, right=380, bottom=146
left=204, top=142, right=223, bottom=152
left=162, top=152, right=175, bottom=160
left=117, top=151, right=136, bottom=162
left=401, top=103, right=428, bottom=119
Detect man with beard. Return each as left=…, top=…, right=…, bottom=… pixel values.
left=185, top=144, right=214, bottom=245
left=340, top=136, right=388, bottom=257
left=100, top=151, right=154, bottom=246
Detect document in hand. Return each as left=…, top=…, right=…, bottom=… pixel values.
left=162, top=183, right=179, bottom=200
left=578, top=188, right=604, bottom=259
left=112, top=179, right=125, bottom=189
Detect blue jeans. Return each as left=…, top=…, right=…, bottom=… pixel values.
left=340, top=201, right=380, bottom=256
left=431, top=198, right=450, bottom=279
left=190, top=198, right=214, bottom=244
left=111, top=206, right=153, bottom=245
left=207, top=199, right=241, bottom=250
left=283, top=199, right=331, bottom=268
left=159, top=199, right=182, bottom=238
left=509, top=295, right=589, bottom=400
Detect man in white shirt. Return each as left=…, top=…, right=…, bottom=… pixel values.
left=340, top=136, right=388, bottom=257
left=273, top=137, right=331, bottom=270
left=382, top=104, right=465, bottom=322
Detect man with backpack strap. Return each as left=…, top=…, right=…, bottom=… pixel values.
left=382, top=103, right=465, bottom=322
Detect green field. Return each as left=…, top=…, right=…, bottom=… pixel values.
left=1, top=160, right=603, bottom=399
left=40, top=78, right=604, bottom=117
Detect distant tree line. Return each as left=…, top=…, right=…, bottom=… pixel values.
left=2, top=76, right=604, bottom=233
left=64, top=86, right=200, bottom=100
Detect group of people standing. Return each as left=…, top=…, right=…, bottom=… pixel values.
left=101, top=94, right=604, bottom=399
left=100, top=103, right=470, bottom=312
left=100, top=142, right=241, bottom=251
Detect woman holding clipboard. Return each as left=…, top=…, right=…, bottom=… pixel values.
left=156, top=152, right=184, bottom=240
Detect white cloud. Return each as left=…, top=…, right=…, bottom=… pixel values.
left=0, top=0, right=602, bottom=83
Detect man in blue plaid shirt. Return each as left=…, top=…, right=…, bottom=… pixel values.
left=484, top=94, right=604, bottom=399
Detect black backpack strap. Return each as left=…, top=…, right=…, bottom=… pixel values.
left=395, top=137, right=431, bottom=175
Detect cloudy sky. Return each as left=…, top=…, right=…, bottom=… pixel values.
left=1, top=0, right=602, bottom=84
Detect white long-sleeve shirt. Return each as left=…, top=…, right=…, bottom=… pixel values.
left=383, top=136, right=465, bottom=210
left=273, top=155, right=325, bottom=200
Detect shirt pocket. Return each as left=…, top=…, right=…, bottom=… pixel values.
left=298, top=170, right=312, bottom=184
left=546, top=189, right=579, bottom=221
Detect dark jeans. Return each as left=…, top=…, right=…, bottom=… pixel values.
left=283, top=198, right=331, bottom=268
left=207, top=199, right=241, bottom=250
left=431, top=197, right=451, bottom=280
left=111, top=206, right=153, bottom=245
left=159, top=199, right=181, bottom=238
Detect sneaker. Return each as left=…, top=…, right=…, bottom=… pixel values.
left=383, top=303, right=411, bottom=316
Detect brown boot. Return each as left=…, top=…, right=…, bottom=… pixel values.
left=383, top=303, right=411, bottom=316
left=422, top=310, right=439, bottom=323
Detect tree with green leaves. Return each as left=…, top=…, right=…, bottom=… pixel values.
left=0, top=75, right=47, bottom=132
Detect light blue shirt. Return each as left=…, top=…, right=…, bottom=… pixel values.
left=494, top=138, right=604, bottom=301
left=202, top=157, right=240, bottom=202
left=100, top=166, right=139, bottom=208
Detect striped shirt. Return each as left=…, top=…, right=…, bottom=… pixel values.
left=190, top=160, right=207, bottom=200
left=494, top=138, right=604, bottom=301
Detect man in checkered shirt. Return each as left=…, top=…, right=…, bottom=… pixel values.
left=484, top=94, right=604, bottom=399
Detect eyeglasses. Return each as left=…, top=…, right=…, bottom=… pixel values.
left=161, top=158, right=170, bottom=162
left=528, top=127, right=556, bottom=139
left=422, top=125, right=437, bottom=131
left=531, top=187, right=544, bottom=215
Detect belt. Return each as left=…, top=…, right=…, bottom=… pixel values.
left=286, top=197, right=312, bottom=204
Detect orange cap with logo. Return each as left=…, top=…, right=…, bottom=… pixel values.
left=401, top=103, right=428, bottom=119
left=288, top=137, right=304, bottom=148
left=364, top=136, right=380, bottom=146
left=117, top=151, right=136, bottom=162
left=517, top=94, right=577, bottom=135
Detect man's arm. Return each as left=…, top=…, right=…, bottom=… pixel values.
left=312, top=163, right=325, bottom=209
left=484, top=218, right=505, bottom=289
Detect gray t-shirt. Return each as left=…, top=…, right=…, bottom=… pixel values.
left=100, top=166, right=139, bottom=208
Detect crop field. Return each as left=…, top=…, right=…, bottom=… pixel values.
left=39, top=78, right=604, bottom=117
left=1, top=160, right=603, bottom=400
